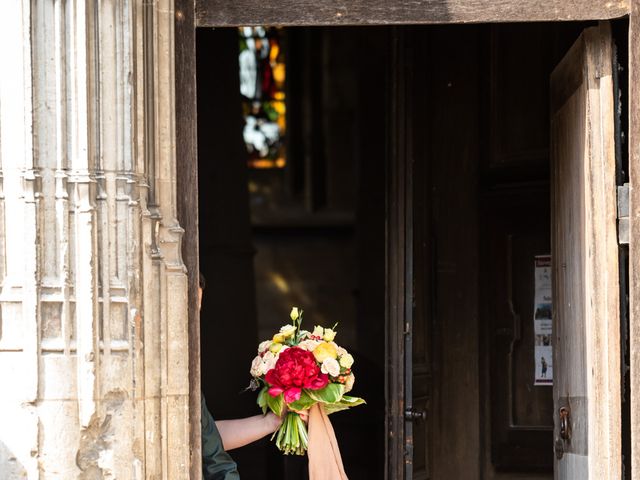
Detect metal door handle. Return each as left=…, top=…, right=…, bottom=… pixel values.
left=559, top=406, right=571, bottom=440
left=404, top=408, right=427, bottom=421
left=555, top=406, right=572, bottom=460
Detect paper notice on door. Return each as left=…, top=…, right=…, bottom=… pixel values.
left=534, top=255, right=552, bottom=386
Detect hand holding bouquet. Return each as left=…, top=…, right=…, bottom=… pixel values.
left=249, top=307, right=365, bottom=455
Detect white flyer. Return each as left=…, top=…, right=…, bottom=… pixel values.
left=533, top=255, right=552, bottom=386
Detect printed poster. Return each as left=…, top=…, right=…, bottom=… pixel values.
left=534, top=255, right=552, bottom=386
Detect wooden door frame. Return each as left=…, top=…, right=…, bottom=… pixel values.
left=174, top=1, right=639, bottom=478
left=175, top=2, right=200, bottom=479
left=630, top=4, right=640, bottom=478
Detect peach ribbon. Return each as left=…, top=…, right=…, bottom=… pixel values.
left=307, top=403, right=349, bottom=480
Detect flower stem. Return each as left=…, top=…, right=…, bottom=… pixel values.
left=273, top=411, right=308, bottom=455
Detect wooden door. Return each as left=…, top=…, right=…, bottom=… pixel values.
left=387, top=26, right=431, bottom=480
left=550, top=22, right=621, bottom=480
left=408, top=27, right=431, bottom=480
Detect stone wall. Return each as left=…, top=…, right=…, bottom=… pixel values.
left=0, top=1, right=191, bottom=478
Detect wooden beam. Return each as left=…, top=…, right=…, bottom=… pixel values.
left=174, top=1, right=202, bottom=479
left=196, top=0, right=629, bottom=27
left=629, top=2, right=640, bottom=478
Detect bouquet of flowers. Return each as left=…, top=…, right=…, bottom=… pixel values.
left=249, top=307, right=365, bottom=455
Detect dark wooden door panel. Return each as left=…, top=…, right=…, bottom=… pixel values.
left=482, top=185, right=553, bottom=471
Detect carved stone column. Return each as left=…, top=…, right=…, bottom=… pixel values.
left=0, top=1, right=190, bottom=478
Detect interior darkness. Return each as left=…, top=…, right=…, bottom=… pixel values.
left=195, top=21, right=630, bottom=480
left=196, top=27, right=388, bottom=479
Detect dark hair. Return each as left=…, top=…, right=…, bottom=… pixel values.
left=199, top=272, right=206, bottom=290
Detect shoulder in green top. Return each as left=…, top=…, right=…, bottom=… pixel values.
left=201, top=393, right=240, bottom=480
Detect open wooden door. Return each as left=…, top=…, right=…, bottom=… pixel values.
left=550, top=22, right=621, bottom=480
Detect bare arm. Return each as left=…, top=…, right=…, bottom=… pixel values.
left=215, top=413, right=282, bottom=451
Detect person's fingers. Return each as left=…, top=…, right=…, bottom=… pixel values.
left=281, top=406, right=309, bottom=423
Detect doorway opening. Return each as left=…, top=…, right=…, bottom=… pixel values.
left=196, top=26, right=388, bottom=479
left=193, top=20, right=630, bottom=480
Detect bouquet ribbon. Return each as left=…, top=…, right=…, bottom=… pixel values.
left=307, top=403, right=348, bottom=480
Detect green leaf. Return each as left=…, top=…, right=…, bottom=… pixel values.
left=323, top=396, right=366, bottom=415
left=266, top=392, right=285, bottom=416
left=257, top=386, right=269, bottom=414
left=341, top=395, right=366, bottom=404
left=287, top=390, right=315, bottom=411
left=307, top=383, right=345, bottom=404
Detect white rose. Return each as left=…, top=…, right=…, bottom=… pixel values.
left=344, top=373, right=355, bottom=393
left=298, top=339, right=321, bottom=352
left=321, top=357, right=341, bottom=377
left=250, top=355, right=264, bottom=377
left=279, top=324, right=296, bottom=337
left=258, top=340, right=272, bottom=354
left=339, top=353, right=354, bottom=369
left=336, top=346, right=348, bottom=357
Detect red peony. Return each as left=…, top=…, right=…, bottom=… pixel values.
left=265, top=347, right=329, bottom=403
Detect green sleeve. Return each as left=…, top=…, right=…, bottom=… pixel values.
left=201, top=394, right=240, bottom=480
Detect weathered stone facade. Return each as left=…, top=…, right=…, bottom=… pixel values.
left=0, top=1, right=191, bottom=478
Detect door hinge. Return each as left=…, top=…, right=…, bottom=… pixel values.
left=618, top=183, right=629, bottom=245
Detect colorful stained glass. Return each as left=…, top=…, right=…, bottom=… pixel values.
left=239, top=27, right=286, bottom=169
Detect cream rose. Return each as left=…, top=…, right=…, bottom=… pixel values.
left=344, top=373, right=355, bottom=393
left=312, top=325, right=324, bottom=338
left=321, top=357, right=341, bottom=377
left=279, top=324, right=296, bottom=338
left=298, top=339, right=321, bottom=352
left=339, top=353, right=354, bottom=369
left=262, top=351, right=277, bottom=372
left=258, top=340, right=272, bottom=354
left=250, top=355, right=264, bottom=377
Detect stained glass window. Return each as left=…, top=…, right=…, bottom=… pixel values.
left=239, top=27, right=286, bottom=169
